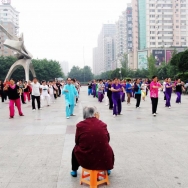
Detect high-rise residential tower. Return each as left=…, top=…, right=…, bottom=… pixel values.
left=132, top=0, right=139, bottom=69
left=0, top=1, right=19, bottom=56
left=132, top=0, right=188, bottom=50
left=60, top=61, right=69, bottom=76
left=146, top=0, right=188, bottom=48
left=115, top=4, right=133, bottom=68
left=93, top=24, right=116, bottom=75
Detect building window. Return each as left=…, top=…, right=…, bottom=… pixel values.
left=150, top=42, right=156, bottom=45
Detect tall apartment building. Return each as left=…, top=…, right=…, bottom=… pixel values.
left=0, top=1, right=19, bottom=56
left=115, top=13, right=126, bottom=60
left=93, top=47, right=98, bottom=75
left=132, top=0, right=188, bottom=49
left=60, top=61, right=69, bottom=76
left=131, top=0, right=139, bottom=69
left=146, top=0, right=188, bottom=48
left=93, top=24, right=116, bottom=75
left=126, top=4, right=133, bottom=52
left=131, top=0, right=188, bottom=69
left=115, top=4, right=133, bottom=68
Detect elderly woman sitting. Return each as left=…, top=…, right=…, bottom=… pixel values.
left=71, top=106, right=114, bottom=177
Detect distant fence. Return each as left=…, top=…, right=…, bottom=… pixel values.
left=80, top=82, right=88, bottom=86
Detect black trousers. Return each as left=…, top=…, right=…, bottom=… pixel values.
left=72, top=149, right=80, bottom=171
left=58, top=88, right=61, bottom=97
left=163, top=92, right=166, bottom=100
left=0, top=91, right=5, bottom=102
left=108, top=95, right=113, bottom=109
left=135, top=94, right=141, bottom=107
left=151, top=97, right=158, bottom=114
left=32, top=95, right=41, bottom=109
left=3, top=91, right=7, bottom=100
left=21, top=93, right=25, bottom=103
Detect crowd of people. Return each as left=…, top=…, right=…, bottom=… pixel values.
left=0, top=77, right=80, bottom=119
left=1, top=76, right=187, bottom=178
left=88, top=76, right=186, bottom=117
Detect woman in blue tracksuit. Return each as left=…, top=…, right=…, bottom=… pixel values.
left=134, top=79, right=141, bottom=108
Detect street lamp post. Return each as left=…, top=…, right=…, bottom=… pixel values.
left=119, top=69, right=122, bottom=79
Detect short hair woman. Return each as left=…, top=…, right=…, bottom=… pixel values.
left=71, top=106, right=114, bottom=177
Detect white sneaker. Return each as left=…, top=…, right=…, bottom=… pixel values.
left=71, top=114, right=76, bottom=116
left=169, top=106, right=171, bottom=109
left=32, top=109, right=36, bottom=112
left=39, top=108, right=42, bottom=110
left=66, top=117, right=70, bottom=119
left=105, top=104, right=109, bottom=106
left=119, top=113, right=123, bottom=115
left=153, top=113, right=156, bottom=116
left=113, top=115, right=117, bottom=117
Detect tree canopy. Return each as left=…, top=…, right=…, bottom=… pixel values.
left=0, top=56, right=64, bottom=81
left=94, top=50, right=188, bottom=81
left=68, top=65, right=93, bottom=82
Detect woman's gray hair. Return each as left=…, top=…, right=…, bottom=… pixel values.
left=83, top=106, right=97, bottom=119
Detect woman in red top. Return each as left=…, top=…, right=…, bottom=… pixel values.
left=150, top=76, right=162, bottom=116
left=23, top=81, right=31, bottom=102
left=71, top=106, right=114, bottom=177
left=4, top=79, right=24, bottom=119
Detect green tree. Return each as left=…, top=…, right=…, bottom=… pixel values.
left=32, top=59, right=64, bottom=81
left=148, top=54, right=157, bottom=78
left=0, top=56, right=64, bottom=81
left=179, top=50, right=188, bottom=74
left=68, top=65, right=93, bottom=82
left=0, top=56, right=17, bottom=80
left=68, top=66, right=82, bottom=81
left=81, top=66, right=94, bottom=82
left=110, top=68, right=126, bottom=79
left=120, top=53, right=128, bottom=70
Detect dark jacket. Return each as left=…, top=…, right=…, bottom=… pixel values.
left=74, top=117, right=114, bottom=170
left=134, top=83, right=139, bottom=92
left=7, top=85, right=20, bottom=100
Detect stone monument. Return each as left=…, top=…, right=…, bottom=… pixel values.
left=0, top=24, right=36, bottom=81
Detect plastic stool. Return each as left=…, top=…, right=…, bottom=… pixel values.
left=80, top=168, right=110, bottom=188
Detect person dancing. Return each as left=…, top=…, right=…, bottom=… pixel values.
left=4, top=79, right=24, bottom=119
left=134, top=79, right=141, bottom=108
left=107, top=80, right=113, bottom=110
left=175, top=79, right=185, bottom=104
left=165, top=78, right=173, bottom=109
left=98, top=79, right=105, bottom=102
left=126, top=79, right=132, bottom=105
left=92, top=80, right=96, bottom=98
left=62, top=78, right=78, bottom=119
left=150, top=76, right=162, bottom=116
left=111, top=78, right=125, bottom=117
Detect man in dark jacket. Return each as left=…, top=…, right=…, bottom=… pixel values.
left=71, top=106, right=114, bottom=177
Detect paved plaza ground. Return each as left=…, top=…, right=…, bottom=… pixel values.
left=0, top=86, right=188, bottom=188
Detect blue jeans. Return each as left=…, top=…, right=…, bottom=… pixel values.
left=88, top=89, right=92, bottom=95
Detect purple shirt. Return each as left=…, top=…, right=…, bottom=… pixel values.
left=165, top=83, right=172, bottom=94
left=112, top=84, right=122, bottom=99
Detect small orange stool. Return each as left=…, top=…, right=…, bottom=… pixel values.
left=80, top=168, right=110, bottom=188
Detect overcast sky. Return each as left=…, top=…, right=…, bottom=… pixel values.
left=11, top=0, right=129, bottom=70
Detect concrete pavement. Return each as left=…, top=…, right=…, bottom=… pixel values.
left=0, top=86, right=188, bottom=188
